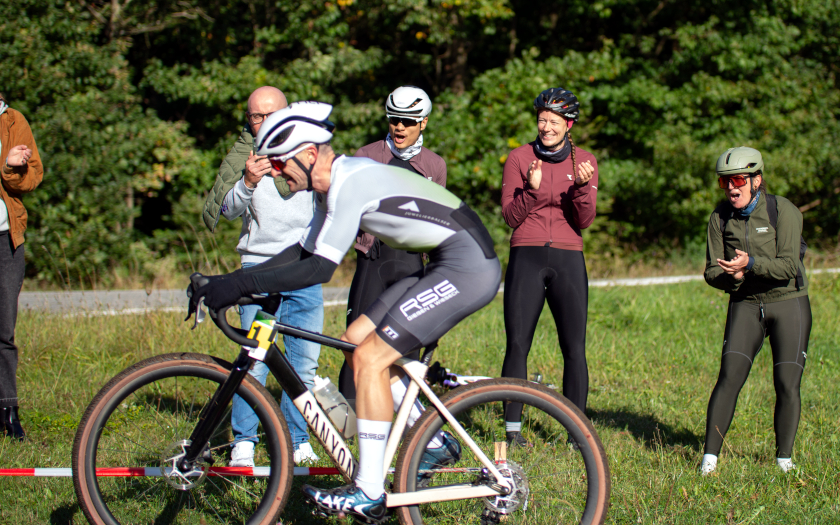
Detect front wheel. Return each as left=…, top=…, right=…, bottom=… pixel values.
left=393, top=378, right=610, bottom=525
left=72, top=353, right=294, bottom=525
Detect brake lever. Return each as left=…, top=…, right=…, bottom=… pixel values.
left=185, top=279, right=207, bottom=329
left=192, top=298, right=206, bottom=329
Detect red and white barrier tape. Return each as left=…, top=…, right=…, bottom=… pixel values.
left=0, top=466, right=340, bottom=477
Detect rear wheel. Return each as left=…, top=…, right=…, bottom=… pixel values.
left=393, top=378, right=610, bottom=525
left=72, top=353, right=293, bottom=525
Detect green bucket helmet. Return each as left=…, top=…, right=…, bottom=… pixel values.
left=715, top=147, right=764, bottom=176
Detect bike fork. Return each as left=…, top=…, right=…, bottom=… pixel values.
left=179, top=349, right=255, bottom=470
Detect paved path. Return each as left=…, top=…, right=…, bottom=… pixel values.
left=20, top=269, right=838, bottom=316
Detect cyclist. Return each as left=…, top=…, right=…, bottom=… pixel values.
left=191, top=101, right=501, bottom=522
left=701, top=147, right=810, bottom=475
left=341, top=85, right=447, bottom=414
left=499, top=87, right=597, bottom=445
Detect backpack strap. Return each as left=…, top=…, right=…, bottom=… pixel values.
left=766, top=193, right=778, bottom=228
left=766, top=193, right=805, bottom=289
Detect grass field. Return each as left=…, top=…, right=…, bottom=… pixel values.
left=1, top=274, right=838, bottom=524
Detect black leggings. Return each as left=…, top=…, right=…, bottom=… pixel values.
left=704, top=295, right=811, bottom=458
left=502, top=246, right=589, bottom=420
left=338, top=242, right=423, bottom=400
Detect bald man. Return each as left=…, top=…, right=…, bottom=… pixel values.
left=202, top=86, right=323, bottom=466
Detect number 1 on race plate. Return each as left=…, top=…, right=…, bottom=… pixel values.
left=246, top=310, right=278, bottom=361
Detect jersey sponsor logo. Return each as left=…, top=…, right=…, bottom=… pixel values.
left=382, top=325, right=399, bottom=340
left=756, top=227, right=769, bottom=233
left=359, top=432, right=387, bottom=440
left=399, top=200, right=421, bottom=213
left=399, top=280, right=460, bottom=321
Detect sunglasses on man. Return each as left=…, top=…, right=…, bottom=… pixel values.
left=268, top=143, right=311, bottom=171
left=388, top=117, right=421, bottom=127
left=718, top=174, right=755, bottom=189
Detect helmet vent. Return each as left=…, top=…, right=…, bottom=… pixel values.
left=746, top=163, right=756, bottom=168
left=269, top=124, right=295, bottom=148
left=726, top=152, right=732, bottom=163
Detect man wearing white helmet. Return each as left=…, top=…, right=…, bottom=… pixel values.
left=340, top=85, right=447, bottom=411
left=191, top=101, right=500, bottom=522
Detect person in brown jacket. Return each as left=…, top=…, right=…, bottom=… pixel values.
left=338, top=86, right=447, bottom=408
left=0, top=93, right=44, bottom=441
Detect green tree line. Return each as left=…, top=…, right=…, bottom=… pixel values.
left=2, top=0, right=838, bottom=284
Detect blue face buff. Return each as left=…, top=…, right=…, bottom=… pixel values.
left=737, top=190, right=761, bottom=216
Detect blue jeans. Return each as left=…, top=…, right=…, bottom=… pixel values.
left=231, top=268, right=323, bottom=448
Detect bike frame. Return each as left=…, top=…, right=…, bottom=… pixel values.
left=184, top=302, right=511, bottom=508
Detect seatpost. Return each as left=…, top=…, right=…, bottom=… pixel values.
left=420, top=340, right=438, bottom=365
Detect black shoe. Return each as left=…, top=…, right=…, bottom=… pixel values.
left=2, top=406, right=25, bottom=441
left=505, top=431, right=531, bottom=448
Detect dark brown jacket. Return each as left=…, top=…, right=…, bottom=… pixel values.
left=1, top=108, right=43, bottom=248
left=352, top=139, right=447, bottom=253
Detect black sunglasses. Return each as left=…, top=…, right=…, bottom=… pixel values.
left=389, top=117, right=420, bottom=127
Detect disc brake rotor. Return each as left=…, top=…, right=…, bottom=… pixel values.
left=160, top=440, right=210, bottom=491
left=483, top=460, right=529, bottom=515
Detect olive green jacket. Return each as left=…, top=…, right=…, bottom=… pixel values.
left=704, top=192, right=807, bottom=303
left=202, top=125, right=291, bottom=232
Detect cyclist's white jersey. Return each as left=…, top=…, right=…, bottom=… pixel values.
left=300, top=156, right=465, bottom=264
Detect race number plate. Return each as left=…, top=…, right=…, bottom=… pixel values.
left=246, top=311, right=278, bottom=361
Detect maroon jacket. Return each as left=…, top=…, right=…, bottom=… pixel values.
left=353, top=139, right=447, bottom=253
left=501, top=143, right=598, bottom=251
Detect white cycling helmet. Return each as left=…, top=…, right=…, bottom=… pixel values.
left=385, top=86, right=432, bottom=121
left=255, top=101, right=335, bottom=157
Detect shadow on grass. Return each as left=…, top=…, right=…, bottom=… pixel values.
left=588, top=407, right=702, bottom=453
left=49, top=501, right=79, bottom=525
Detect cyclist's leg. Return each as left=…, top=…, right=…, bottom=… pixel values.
left=766, top=295, right=811, bottom=459
left=341, top=250, right=377, bottom=400
left=544, top=248, right=589, bottom=413
left=346, top=269, right=435, bottom=454
left=704, top=300, right=765, bottom=456
left=341, top=246, right=423, bottom=401
left=278, top=283, right=324, bottom=450
left=502, top=246, right=549, bottom=424
left=354, top=241, right=500, bottom=488
left=304, top=234, right=501, bottom=518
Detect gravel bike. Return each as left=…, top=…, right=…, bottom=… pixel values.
left=72, top=275, right=610, bottom=525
